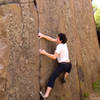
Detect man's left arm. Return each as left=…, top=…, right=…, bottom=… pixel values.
left=39, top=49, right=59, bottom=60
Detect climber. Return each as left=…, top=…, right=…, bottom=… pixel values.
left=38, top=32, right=72, bottom=99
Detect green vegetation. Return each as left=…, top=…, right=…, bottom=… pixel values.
left=92, top=2, right=100, bottom=45
left=93, top=78, right=100, bottom=93
left=94, top=8, right=100, bottom=31
left=92, top=4, right=100, bottom=31
left=83, top=92, right=90, bottom=98
left=83, top=92, right=90, bottom=100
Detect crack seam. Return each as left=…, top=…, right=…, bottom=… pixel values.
left=0, top=1, right=38, bottom=6
left=33, top=0, right=42, bottom=100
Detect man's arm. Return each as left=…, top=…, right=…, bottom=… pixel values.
left=38, top=33, right=57, bottom=42
left=39, top=49, right=59, bottom=60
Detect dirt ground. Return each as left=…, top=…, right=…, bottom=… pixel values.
left=86, top=93, right=100, bottom=100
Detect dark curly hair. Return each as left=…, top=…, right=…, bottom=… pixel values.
left=58, top=33, right=67, bottom=44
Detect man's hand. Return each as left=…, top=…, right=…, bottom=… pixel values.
left=38, top=32, right=57, bottom=42
left=38, top=32, right=44, bottom=39
left=39, top=49, right=46, bottom=55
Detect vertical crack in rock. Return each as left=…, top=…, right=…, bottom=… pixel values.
left=75, top=60, right=83, bottom=99
left=77, top=67, right=84, bottom=82
left=33, top=0, right=37, bottom=8
left=33, top=0, right=40, bottom=32
left=33, top=0, right=41, bottom=99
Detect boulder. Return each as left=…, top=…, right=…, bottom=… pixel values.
left=0, top=0, right=99, bottom=100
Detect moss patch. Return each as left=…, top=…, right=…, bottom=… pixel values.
left=83, top=92, right=90, bottom=100
left=93, top=78, right=100, bottom=93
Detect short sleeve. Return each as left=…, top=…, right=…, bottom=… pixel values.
left=55, top=45, right=61, bottom=54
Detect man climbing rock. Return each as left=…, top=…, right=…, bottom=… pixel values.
left=38, top=32, right=72, bottom=99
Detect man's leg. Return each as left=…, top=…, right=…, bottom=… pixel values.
left=43, top=64, right=64, bottom=98
left=62, top=63, right=72, bottom=83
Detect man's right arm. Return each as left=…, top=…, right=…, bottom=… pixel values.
left=38, top=32, right=57, bottom=42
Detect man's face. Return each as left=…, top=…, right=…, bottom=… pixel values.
left=56, top=36, right=61, bottom=44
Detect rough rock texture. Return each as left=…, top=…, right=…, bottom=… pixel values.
left=0, top=0, right=100, bottom=100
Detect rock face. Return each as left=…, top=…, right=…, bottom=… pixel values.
left=0, top=0, right=100, bottom=100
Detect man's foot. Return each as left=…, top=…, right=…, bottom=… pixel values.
left=61, top=77, right=66, bottom=83
left=61, top=72, right=69, bottom=83
left=40, top=91, right=44, bottom=97
left=61, top=75, right=68, bottom=83
left=40, top=91, right=48, bottom=100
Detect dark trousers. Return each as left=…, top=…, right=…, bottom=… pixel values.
left=47, top=62, right=72, bottom=88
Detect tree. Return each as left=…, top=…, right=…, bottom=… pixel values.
left=93, top=4, right=100, bottom=31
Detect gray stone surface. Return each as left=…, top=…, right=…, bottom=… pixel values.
left=0, top=0, right=100, bottom=100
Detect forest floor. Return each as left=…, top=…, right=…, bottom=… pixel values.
left=86, top=93, right=100, bottom=100
left=84, top=78, right=100, bottom=100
